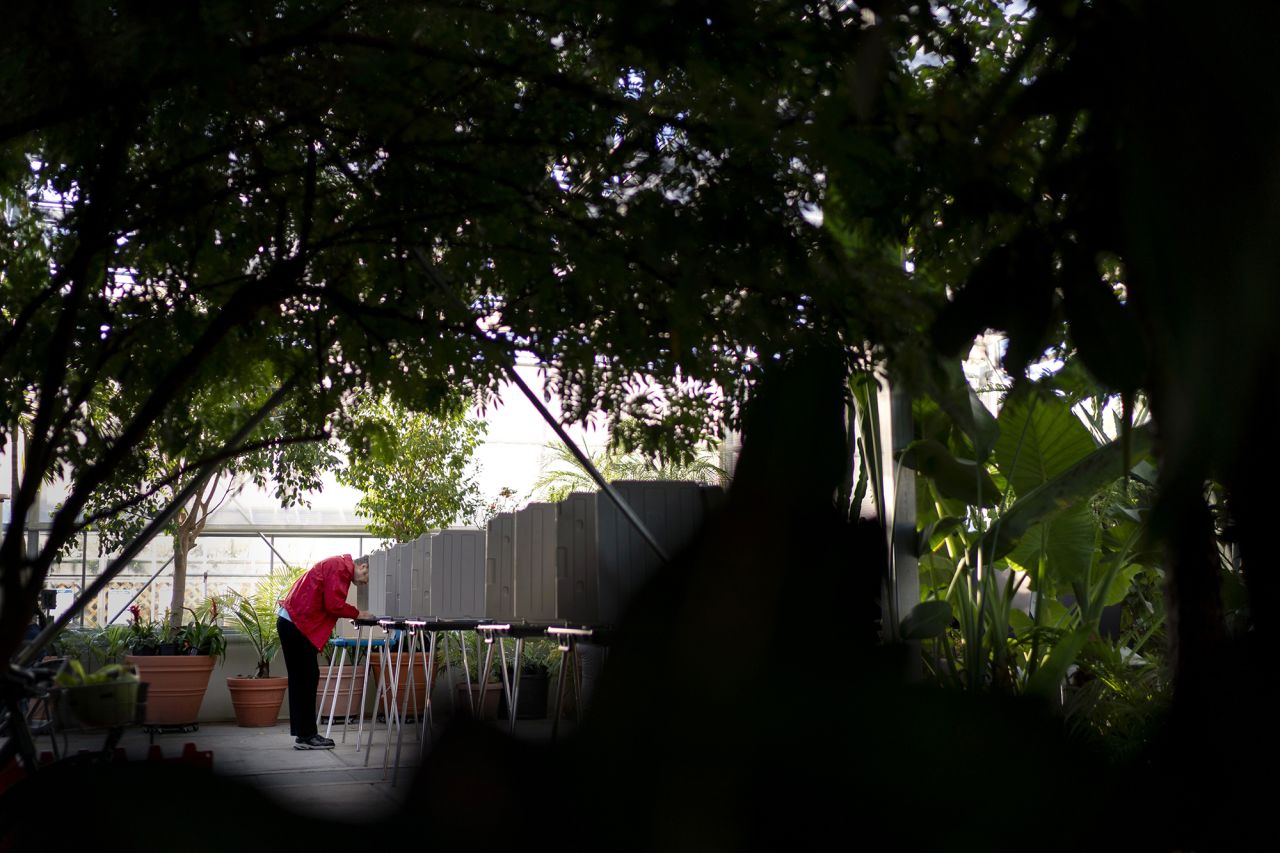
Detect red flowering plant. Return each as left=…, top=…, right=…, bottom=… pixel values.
left=124, top=604, right=161, bottom=655
left=122, top=598, right=224, bottom=662
left=179, top=597, right=227, bottom=662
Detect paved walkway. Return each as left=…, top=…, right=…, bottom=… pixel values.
left=48, top=715, right=569, bottom=825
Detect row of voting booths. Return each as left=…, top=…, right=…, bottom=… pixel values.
left=364, top=480, right=724, bottom=627
left=339, top=480, right=724, bottom=781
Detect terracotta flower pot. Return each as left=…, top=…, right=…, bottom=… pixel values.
left=226, top=676, right=289, bottom=727
left=126, top=654, right=215, bottom=726
left=316, top=665, right=368, bottom=721
left=370, top=652, right=437, bottom=718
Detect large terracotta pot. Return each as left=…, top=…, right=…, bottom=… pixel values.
left=316, top=665, right=368, bottom=721
left=126, top=654, right=215, bottom=726
left=226, top=676, right=289, bottom=727
left=370, top=652, right=437, bottom=719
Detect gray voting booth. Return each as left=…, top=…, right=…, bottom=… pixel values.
left=556, top=491, right=599, bottom=625
left=362, top=481, right=720, bottom=626
left=345, top=481, right=723, bottom=761
left=562, top=480, right=722, bottom=626
left=363, top=536, right=435, bottom=620
left=385, top=542, right=402, bottom=618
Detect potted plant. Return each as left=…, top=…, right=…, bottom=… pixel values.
left=218, top=568, right=298, bottom=727
left=439, top=632, right=503, bottom=721
left=124, top=601, right=224, bottom=729
left=51, top=659, right=141, bottom=730
left=499, top=637, right=560, bottom=721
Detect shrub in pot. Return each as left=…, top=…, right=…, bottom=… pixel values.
left=124, top=601, right=224, bottom=727
left=218, top=568, right=301, bottom=727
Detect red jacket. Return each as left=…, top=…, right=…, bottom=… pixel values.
left=281, top=554, right=361, bottom=651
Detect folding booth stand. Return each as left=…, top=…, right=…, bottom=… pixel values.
left=546, top=625, right=609, bottom=740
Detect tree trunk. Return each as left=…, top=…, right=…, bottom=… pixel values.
left=169, top=531, right=190, bottom=630
left=9, top=425, right=17, bottom=523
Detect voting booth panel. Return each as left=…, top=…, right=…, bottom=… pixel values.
left=514, top=503, right=558, bottom=622
left=555, top=492, right=600, bottom=624
left=385, top=543, right=404, bottom=618
left=368, top=550, right=388, bottom=619
left=485, top=513, right=515, bottom=621
left=429, top=528, right=486, bottom=619
left=594, top=480, right=713, bottom=626
left=410, top=533, right=432, bottom=619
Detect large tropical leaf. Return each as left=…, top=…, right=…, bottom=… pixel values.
left=1026, top=626, right=1092, bottom=698
left=993, top=392, right=1098, bottom=498
left=899, top=353, right=1001, bottom=463
left=901, top=600, right=955, bottom=640
left=979, top=423, right=1153, bottom=562
left=1099, top=562, right=1144, bottom=607
left=1003, top=503, right=1098, bottom=589
left=931, top=359, right=1001, bottom=463
left=899, top=439, right=1000, bottom=508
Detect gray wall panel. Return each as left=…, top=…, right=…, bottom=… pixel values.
left=392, top=542, right=414, bottom=619
left=385, top=544, right=401, bottom=617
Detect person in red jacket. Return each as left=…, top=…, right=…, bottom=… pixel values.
left=278, top=553, right=374, bottom=749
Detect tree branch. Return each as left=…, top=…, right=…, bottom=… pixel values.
left=65, top=431, right=329, bottom=536
left=17, top=373, right=304, bottom=665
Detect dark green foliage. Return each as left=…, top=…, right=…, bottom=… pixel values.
left=337, top=396, right=485, bottom=544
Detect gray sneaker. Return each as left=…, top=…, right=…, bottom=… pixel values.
left=294, top=734, right=335, bottom=750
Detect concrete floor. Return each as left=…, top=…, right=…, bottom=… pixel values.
left=47, top=714, right=571, bottom=825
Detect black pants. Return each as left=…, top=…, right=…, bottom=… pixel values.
left=278, top=616, right=318, bottom=738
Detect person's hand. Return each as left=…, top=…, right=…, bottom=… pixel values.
left=357, top=610, right=375, bottom=621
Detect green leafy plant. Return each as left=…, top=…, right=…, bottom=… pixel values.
left=180, top=598, right=227, bottom=662
left=518, top=638, right=562, bottom=678
left=337, top=395, right=486, bottom=545
left=123, top=605, right=160, bottom=655
left=436, top=631, right=502, bottom=683
left=219, top=565, right=305, bottom=678
left=54, top=659, right=139, bottom=688
left=122, top=600, right=225, bottom=662
left=532, top=441, right=726, bottom=503
left=897, top=374, right=1162, bottom=700
left=49, top=625, right=132, bottom=670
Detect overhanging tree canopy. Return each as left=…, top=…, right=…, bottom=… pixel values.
left=1, top=1, right=894, bottom=663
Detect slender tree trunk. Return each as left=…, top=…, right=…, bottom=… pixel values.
left=167, top=471, right=229, bottom=627
left=9, top=425, right=17, bottom=521
left=169, top=529, right=190, bottom=630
